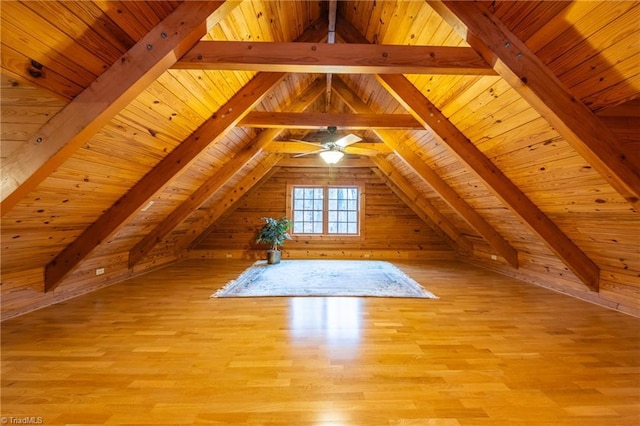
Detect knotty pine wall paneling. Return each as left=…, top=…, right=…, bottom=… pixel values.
left=193, top=167, right=457, bottom=260
left=1, top=244, right=180, bottom=321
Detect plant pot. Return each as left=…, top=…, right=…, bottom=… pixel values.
left=266, top=250, right=281, bottom=264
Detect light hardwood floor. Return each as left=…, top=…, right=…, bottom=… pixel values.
left=2, top=259, right=639, bottom=425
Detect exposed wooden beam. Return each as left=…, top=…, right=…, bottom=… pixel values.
left=372, top=156, right=473, bottom=255
left=128, top=144, right=258, bottom=268
left=276, top=157, right=376, bottom=168
left=266, top=141, right=391, bottom=156
left=43, top=17, right=332, bottom=291
left=1, top=1, right=240, bottom=215
left=326, top=0, right=337, bottom=45
left=128, top=78, right=327, bottom=268
left=325, top=0, right=338, bottom=112
left=370, top=167, right=459, bottom=253
left=391, top=146, right=519, bottom=268
left=44, top=72, right=286, bottom=292
left=596, top=99, right=640, bottom=118
left=428, top=0, right=640, bottom=209
left=376, top=73, right=599, bottom=291
left=182, top=154, right=284, bottom=251
left=174, top=42, right=496, bottom=75
left=239, top=112, right=423, bottom=129
left=332, top=77, right=518, bottom=268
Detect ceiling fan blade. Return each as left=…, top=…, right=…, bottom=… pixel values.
left=293, top=148, right=327, bottom=158
left=344, top=146, right=379, bottom=157
left=335, top=134, right=362, bottom=147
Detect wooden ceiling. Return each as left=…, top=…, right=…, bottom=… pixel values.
left=1, top=1, right=639, bottom=317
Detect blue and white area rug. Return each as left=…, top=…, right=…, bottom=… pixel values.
left=212, top=260, right=437, bottom=298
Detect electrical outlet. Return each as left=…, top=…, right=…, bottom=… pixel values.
left=491, top=255, right=498, bottom=261
left=95, top=268, right=105, bottom=275
left=363, top=253, right=371, bottom=258
left=226, top=253, right=233, bottom=258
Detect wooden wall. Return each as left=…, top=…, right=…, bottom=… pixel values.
left=193, top=163, right=640, bottom=318
left=465, top=255, right=640, bottom=318
left=1, top=241, right=180, bottom=321
left=192, top=166, right=458, bottom=260
left=1, top=1, right=637, bottom=321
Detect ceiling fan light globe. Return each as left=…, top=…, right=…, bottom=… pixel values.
left=319, top=150, right=344, bottom=164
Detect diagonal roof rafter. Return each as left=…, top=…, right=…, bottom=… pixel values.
left=128, top=77, right=327, bottom=268
left=336, top=12, right=599, bottom=291
left=44, top=15, right=332, bottom=291
left=179, top=154, right=285, bottom=253
left=44, top=71, right=286, bottom=291
left=372, top=156, right=474, bottom=256
left=375, top=73, right=600, bottom=292
left=332, top=77, right=519, bottom=269
left=428, top=0, right=640, bottom=210
left=1, top=0, right=241, bottom=216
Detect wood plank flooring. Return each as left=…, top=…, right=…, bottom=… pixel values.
left=2, top=259, right=639, bottom=425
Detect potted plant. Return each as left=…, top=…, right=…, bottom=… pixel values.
left=256, top=216, right=292, bottom=264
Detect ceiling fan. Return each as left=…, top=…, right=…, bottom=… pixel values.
left=291, top=126, right=375, bottom=164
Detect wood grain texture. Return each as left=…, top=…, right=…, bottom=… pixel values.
left=239, top=111, right=423, bottom=129
left=44, top=71, right=286, bottom=292
left=376, top=73, right=601, bottom=292
left=129, top=77, right=326, bottom=267
left=1, top=1, right=638, bottom=328
left=2, top=259, right=638, bottom=424
left=429, top=0, right=640, bottom=208
left=372, top=156, right=473, bottom=255
left=195, top=164, right=457, bottom=257
left=0, top=1, right=238, bottom=213
left=332, top=77, right=518, bottom=268
left=175, top=41, right=495, bottom=74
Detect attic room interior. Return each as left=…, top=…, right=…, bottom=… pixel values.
left=1, top=0, right=639, bottom=423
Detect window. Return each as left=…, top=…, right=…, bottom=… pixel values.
left=292, top=187, right=323, bottom=234
left=291, top=185, right=361, bottom=235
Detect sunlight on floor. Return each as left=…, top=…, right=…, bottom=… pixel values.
left=288, top=298, right=362, bottom=347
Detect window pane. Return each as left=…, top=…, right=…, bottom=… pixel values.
left=293, top=185, right=358, bottom=236
left=292, top=186, right=322, bottom=234
left=325, top=186, right=359, bottom=235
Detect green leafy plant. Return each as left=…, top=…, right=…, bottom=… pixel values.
left=256, top=217, right=292, bottom=251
